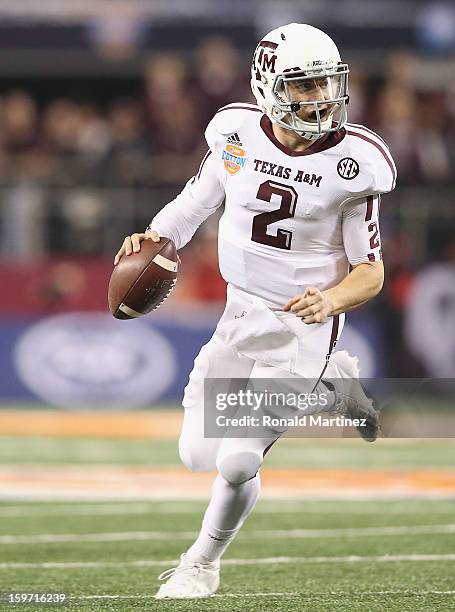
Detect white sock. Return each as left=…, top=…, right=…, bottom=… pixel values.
left=186, top=472, right=261, bottom=563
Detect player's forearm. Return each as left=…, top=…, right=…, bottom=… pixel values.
left=323, top=261, right=384, bottom=315
left=151, top=195, right=206, bottom=250
left=151, top=184, right=223, bottom=250
left=151, top=154, right=225, bottom=249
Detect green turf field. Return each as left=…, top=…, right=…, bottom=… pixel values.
left=0, top=436, right=454, bottom=611
left=1, top=436, right=455, bottom=468
left=0, top=498, right=454, bottom=611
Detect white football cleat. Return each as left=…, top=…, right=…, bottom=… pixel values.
left=154, top=553, right=220, bottom=599
left=330, top=377, right=379, bottom=442
left=325, top=350, right=379, bottom=442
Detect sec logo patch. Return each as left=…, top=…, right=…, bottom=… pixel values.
left=337, top=157, right=359, bottom=180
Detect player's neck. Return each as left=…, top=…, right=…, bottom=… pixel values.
left=272, top=123, right=316, bottom=152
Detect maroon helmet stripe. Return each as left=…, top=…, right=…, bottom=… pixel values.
left=197, top=150, right=211, bottom=180
left=365, top=195, right=374, bottom=221
left=260, top=40, right=278, bottom=50
left=347, top=130, right=396, bottom=187
left=216, top=104, right=262, bottom=114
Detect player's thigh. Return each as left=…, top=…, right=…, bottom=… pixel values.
left=279, top=311, right=345, bottom=378
left=215, top=353, right=327, bottom=485
left=179, top=333, right=255, bottom=473
left=214, top=360, right=294, bottom=484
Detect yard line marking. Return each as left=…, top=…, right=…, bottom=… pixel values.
left=1, top=554, right=455, bottom=570
left=75, top=593, right=300, bottom=600
left=0, top=503, right=163, bottom=517
left=2, top=524, right=455, bottom=544
left=1, top=501, right=455, bottom=517
left=258, top=524, right=455, bottom=538
left=215, top=590, right=455, bottom=597
left=75, top=591, right=455, bottom=600
left=0, top=531, right=196, bottom=544
left=2, top=492, right=455, bottom=501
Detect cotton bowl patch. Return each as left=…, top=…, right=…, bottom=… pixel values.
left=222, top=144, right=247, bottom=175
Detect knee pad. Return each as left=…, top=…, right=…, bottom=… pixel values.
left=217, top=451, right=263, bottom=485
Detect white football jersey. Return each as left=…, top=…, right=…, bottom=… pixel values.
left=152, top=103, right=396, bottom=307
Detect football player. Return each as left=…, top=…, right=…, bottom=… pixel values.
left=114, top=23, right=396, bottom=599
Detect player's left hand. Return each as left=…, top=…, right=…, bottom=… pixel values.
left=283, top=287, right=334, bottom=324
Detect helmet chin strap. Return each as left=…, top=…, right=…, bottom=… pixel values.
left=295, top=127, right=326, bottom=141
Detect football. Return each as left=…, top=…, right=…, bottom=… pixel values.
left=108, top=237, right=178, bottom=319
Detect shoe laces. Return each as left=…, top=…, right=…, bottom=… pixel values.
left=158, top=557, right=217, bottom=582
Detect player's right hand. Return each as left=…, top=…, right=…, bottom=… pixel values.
left=113, top=229, right=161, bottom=265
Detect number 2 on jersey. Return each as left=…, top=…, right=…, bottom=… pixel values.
left=251, top=180, right=298, bottom=250
left=368, top=221, right=380, bottom=249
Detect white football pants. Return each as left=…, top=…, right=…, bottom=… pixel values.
left=179, top=314, right=342, bottom=483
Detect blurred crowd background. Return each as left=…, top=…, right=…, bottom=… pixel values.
left=1, top=0, right=455, bottom=401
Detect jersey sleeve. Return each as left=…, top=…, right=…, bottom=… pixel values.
left=149, top=145, right=225, bottom=250
left=370, top=141, right=397, bottom=195
left=342, top=195, right=382, bottom=265
left=344, top=125, right=397, bottom=196
left=149, top=104, right=255, bottom=249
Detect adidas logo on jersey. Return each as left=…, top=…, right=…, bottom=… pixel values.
left=226, top=133, right=243, bottom=146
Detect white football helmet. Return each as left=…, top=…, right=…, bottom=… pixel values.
left=251, top=23, right=349, bottom=141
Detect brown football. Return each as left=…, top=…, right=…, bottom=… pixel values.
left=108, top=238, right=178, bottom=319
